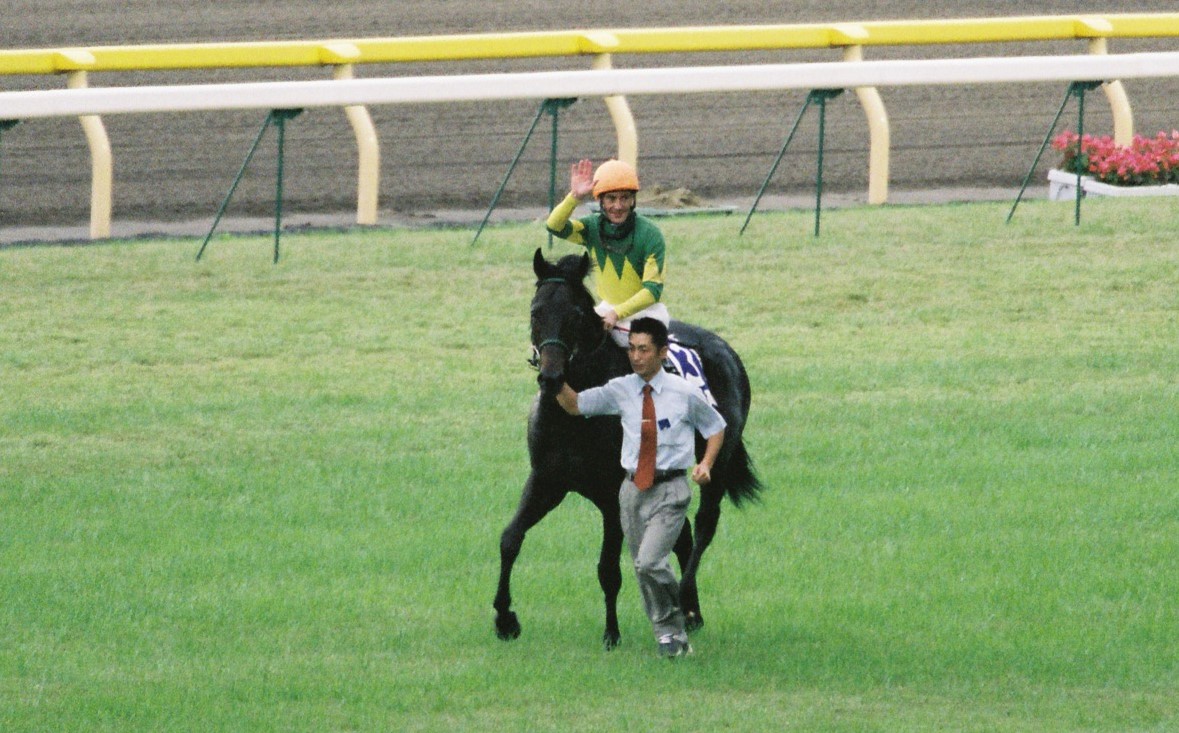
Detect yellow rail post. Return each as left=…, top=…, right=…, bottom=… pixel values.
left=64, top=62, right=112, bottom=239
left=585, top=32, right=637, bottom=166
left=840, top=43, right=890, bottom=205
left=1073, top=17, right=1133, bottom=146
left=328, top=53, right=380, bottom=225
left=1087, top=36, right=1134, bottom=146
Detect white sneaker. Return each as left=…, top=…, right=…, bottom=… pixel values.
left=657, top=634, right=693, bottom=658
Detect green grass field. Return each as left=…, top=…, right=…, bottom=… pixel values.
left=2, top=198, right=1177, bottom=731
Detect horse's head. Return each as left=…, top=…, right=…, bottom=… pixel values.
left=531, top=248, right=597, bottom=396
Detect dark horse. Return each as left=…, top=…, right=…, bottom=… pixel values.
left=493, top=249, right=761, bottom=648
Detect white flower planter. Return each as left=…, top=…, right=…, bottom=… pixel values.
left=1047, top=168, right=1179, bottom=199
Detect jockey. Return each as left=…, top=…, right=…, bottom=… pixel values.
left=545, top=158, right=670, bottom=348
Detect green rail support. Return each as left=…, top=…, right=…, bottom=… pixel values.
left=741, top=88, right=844, bottom=237
left=472, top=97, right=576, bottom=246
left=1007, top=80, right=1104, bottom=226
left=811, top=89, right=843, bottom=237
left=0, top=120, right=19, bottom=203
left=196, top=108, right=304, bottom=262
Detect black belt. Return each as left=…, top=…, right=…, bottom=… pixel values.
left=627, top=468, right=687, bottom=485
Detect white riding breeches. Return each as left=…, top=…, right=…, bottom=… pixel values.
left=596, top=301, right=671, bottom=347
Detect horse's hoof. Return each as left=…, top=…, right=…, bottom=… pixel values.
left=685, top=610, right=705, bottom=633
left=495, top=611, right=521, bottom=641
left=603, top=629, right=621, bottom=651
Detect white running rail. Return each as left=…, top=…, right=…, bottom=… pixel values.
left=4, top=52, right=1179, bottom=117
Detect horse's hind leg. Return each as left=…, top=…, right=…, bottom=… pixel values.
left=671, top=517, right=703, bottom=631
left=679, top=482, right=725, bottom=632
left=494, top=473, right=565, bottom=641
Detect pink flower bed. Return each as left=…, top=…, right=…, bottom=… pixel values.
left=1053, top=130, right=1179, bottom=186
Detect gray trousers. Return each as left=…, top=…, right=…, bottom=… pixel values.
left=619, top=475, right=691, bottom=642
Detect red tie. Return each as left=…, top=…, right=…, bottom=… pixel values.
left=635, top=385, right=656, bottom=490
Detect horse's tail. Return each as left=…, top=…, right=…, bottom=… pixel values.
left=715, top=438, right=762, bottom=507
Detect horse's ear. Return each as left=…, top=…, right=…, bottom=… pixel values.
left=533, top=248, right=550, bottom=279
left=577, top=253, right=591, bottom=279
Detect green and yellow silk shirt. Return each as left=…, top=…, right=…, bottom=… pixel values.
left=545, top=193, right=666, bottom=320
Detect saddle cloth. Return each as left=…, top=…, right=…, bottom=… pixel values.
left=663, top=342, right=718, bottom=407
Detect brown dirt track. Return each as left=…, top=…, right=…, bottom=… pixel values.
left=2, top=1, right=1179, bottom=242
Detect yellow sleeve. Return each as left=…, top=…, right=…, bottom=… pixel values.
left=613, top=287, right=657, bottom=320
left=545, top=193, right=587, bottom=245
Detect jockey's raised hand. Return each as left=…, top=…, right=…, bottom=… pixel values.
left=570, top=159, right=595, bottom=200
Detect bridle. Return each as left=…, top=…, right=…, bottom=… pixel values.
left=529, top=276, right=610, bottom=370
left=534, top=276, right=574, bottom=357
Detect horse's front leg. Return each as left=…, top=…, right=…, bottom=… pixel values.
left=494, top=472, right=565, bottom=641
left=593, top=494, right=625, bottom=649
left=678, top=483, right=724, bottom=632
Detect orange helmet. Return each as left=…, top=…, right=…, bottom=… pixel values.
left=592, top=160, right=640, bottom=198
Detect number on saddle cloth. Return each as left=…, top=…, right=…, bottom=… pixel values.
left=663, top=343, right=718, bottom=407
